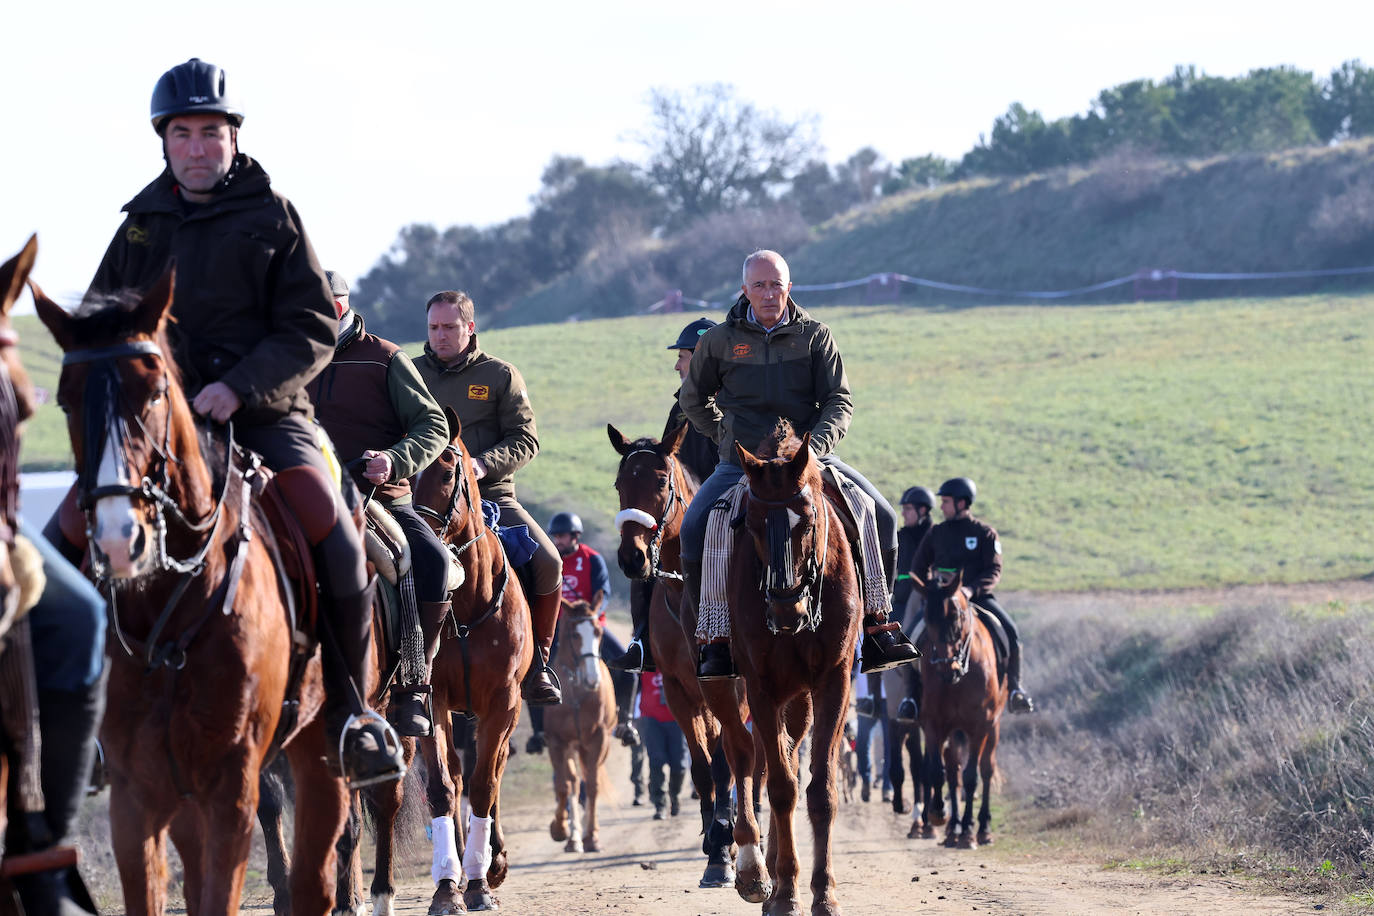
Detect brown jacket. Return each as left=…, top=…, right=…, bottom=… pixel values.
left=415, top=338, right=537, bottom=501
left=679, top=295, right=852, bottom=465
left=87, top=156, right=335, bottom=426
left=910, top=514, right=1002, bottom=597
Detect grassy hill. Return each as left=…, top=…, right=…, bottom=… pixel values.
left=499, top=139, right=1374, bottom=324
left=18, top=289, right=1373, bottom=592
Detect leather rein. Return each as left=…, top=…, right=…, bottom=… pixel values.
left=613, top=448, right=686, bottom=583
left=746, top=481, right=830, bottom=635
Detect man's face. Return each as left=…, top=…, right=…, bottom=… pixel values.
left=674, top=348, right=694, bottom=380
left=428, top=301, right=475, bottom=363
left=551, top=532, right=577, bottom=556
left=900, top=504, right=920, bottom=527
left=164, top=114, right=235, bottom=198
left=741, top=256, right=791, bottom=327
left=940, top=495, right=958, bottom=521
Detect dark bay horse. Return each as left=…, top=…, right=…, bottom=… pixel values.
left=914, top=572, right=1005, bottom=848
left=607, top=422, right=757, bottom=890
left=732, top=427, right=861, bottom=916
left=405, top=405, right=532, bottom=913
left=544, top=600, right=615, bottom=853
left=32, top=270, right=349, bottom=915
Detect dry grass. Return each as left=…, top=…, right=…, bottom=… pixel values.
left=999, top=585, right=1374, bottom=896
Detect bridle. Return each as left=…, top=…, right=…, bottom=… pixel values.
left=747, top=482, right=829, bottom=635
left=415, top=443, right=487, bottom=560
left=927, top=586, right=974, bottom=683
left=613, top=448, right=686, bottom=582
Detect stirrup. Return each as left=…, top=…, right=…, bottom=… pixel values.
left=894, top=696, right=918, bottom=724
left=1009, top=688, right=1035, bottom=714
left=339, top=710, right=406, bottom=789
left=605, top=639, right=645, bottom=673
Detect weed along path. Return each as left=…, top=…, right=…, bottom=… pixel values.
left=356, top=741, right=1312, bottom=916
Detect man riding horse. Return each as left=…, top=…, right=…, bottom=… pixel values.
left=891, top=485, right=935, bottom=722
left=606, top=316, right=718, bottom=675
left=909, top=477, right=1035, bottom=713
left=677, top=250, right=919, bottom=678
left=72, top=58, right=404, bottom=784
left=306, top=271, right=450, bottom=736
left=416, top=290, right=564, bottom=710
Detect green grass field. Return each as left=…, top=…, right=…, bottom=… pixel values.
left=16, top=290, right=1374, bottom=591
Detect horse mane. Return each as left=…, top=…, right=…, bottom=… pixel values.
left=755, top=419, right=801, bottom=460
left=614, top=436, right=661, bottom=472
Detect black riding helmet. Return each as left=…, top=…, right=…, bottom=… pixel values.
left=667, top=317, right=717, bottom=351
left=150, top=58, right=244, bottom=135
left=547, top=511, right=583, bottom=536
left=936, top=477, right=976, bottom=508
left=900, top=486, right=936, bottom=510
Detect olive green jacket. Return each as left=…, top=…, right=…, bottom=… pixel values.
left=415, top=338, right=538, bottom=500
left=680, top=295, right=853, bottom=465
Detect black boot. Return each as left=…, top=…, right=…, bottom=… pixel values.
left=1007, top=643, right=1035, bottom=713
left=611, top=673, right=642, bottom=747
left=895, top=663, right=920, bottom=723
left=696, top=642, right=737, bottom=680
left=859, top=613, right=921, bottom=673
left=389, top=599, right=450, bottom=737
left=38, top=674, right=107, bottom=843
left=323, top=577, right=405, bottom=788
left=650, top=765, right=667, bottom=819
left=525, top=704, right=547, bottom=754
left=607, top=578, right=656, bottom=673
left=668, top=768, right=684, bottom=816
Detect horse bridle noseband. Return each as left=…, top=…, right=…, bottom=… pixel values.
left=415, top=443, right=487, bottom=560
left=747, top=483, right=829, bottom=634
left=928, top=589, right=974, bottom=682
left=615, top=448, right=686, bottom=582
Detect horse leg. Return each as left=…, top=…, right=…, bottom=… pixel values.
left=957, top=733, right=983, bottom=849
left=420, top=717, right=464, bottom=915
left=167, top=807, right=206, bottom=914
left=942, top=735, right=964, bottom=847
left=256, top=757, right=293, bottom=916
left=700, top=735, right=737, bottom=888
left=332, top=792, right=364, bottom=916
left=805, top=672, right=847, bottom=916
left=109, top=781, right=172, bottom=916
left=578, top=737, right=605, bottom=853
left=712, top=692, right=767, bottom=903
left=753, top=698, right=802, bottom=916
left=977, top=725, right=999, bottom=847
left=287, top=729, right=350, bottom=916
left=463, top=706, right=517, bottom=910
left=365, top=754, right=407, bottom=916
left=905, top=727, right=925, bottom=839
left=487, top=772, right=511, bottom=889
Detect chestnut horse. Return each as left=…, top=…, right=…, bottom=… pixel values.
left=607, top=422, right=757, bottom=889
left=33, top=272, right=349, bottom=915
left=732, top=426, right=861, bottom=916
left=913, top=572, right=1005, bottom=848
left=544, top=600, right=615, bottom=853
left=407, top=405, right=532, bottom=913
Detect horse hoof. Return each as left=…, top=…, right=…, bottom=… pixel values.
left=564, top=837, right=583, bottom=853
left=487, top=851, right=509, bottom=888
left=736, top=877, right=772, bottom=904
left=428, top=878, right=467, bottom=915
left=463, top=878, right=498, bottom=912
left=920, top=824, right=936, bottom=839
left=549, top=819, right=568, bottom=842
left=928, top=809, right=948, bottom=827
left=811, top=900, right=842, bottom=916
left=977, top=831, right=994, bottom=846
left=700, top=861, right=736, bottom=888
left=584, top=837, right=601, bottom=853
left=958, top=834, right=978, bottom=850
left=762, top=897, right=802, bottom=916
left=907, top=821, right=923, bottom=839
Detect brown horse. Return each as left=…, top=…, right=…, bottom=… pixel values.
left=913, top=572, right=1005, bottom=848
left=407, top=405, right=532, bottom=913
left=731, top=426, right=862, bottom=916
left=607, top=422, right=759, bottom=890
left=543, top=599, right=615, bottom=853
left=33, top=272, right=349, bottom=915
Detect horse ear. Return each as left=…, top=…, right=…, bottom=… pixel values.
left=607, top=423, right=632, bottom=456
left=788, top=432, right=813, bottom=476
left=133, top=263, right=176, bottom=336
left=0, top=234, right=37, bottom=318
left=30, top=278, right=75, bottom=352
left=444, top=405, right=462, bottom=442
left=734, top=441, right=761, bottom=474
left=662, top=421, right=688, bottom=457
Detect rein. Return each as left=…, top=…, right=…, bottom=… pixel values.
left=927, top=593, right=974, bottom=682
left=748, top=482, right=829, bottom=634
left=614, top=448, right=686, bottom=582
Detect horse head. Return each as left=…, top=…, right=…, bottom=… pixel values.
left=735, top=426, right=828, bottom=635
left=34, top=266, right=213, bottom=582
left=0, top=235, right=39, bottom=634
left=919, top=570, right=974, bottom=682
left=414, top=405, right=481, bottom=546
left=557, top=599, right=603, bottom=689
left=608, top=421, right=688, bottom=580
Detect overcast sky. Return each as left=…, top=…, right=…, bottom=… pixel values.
left=4, top=0, right=1372, bottom=303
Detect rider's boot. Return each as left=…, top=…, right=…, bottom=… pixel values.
left=525, top=705, right=547, bottom=755
left=389, top=599, right=451, bottom=738
left=1006, top=637, right=1035, bottom=714
left=611, top=674, right=641, bottom=747
left=38, top=674, right=107, bottom=843
left=607, top=578, right=656, bottom=673
left=894, top=664, right=921, bottom=724
left=324, top=577, right=405, bottom=788
left=686, top=558, right=738, bottom=680
left=521, top=588, right=562, bottom=706
left=859, top=613, right=921, bottom=673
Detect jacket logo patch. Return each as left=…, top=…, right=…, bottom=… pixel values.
left=126, top=225, right=151, bottom=246
left=467, top=384, right=490, bottom=401
left=732, top=343, right=752, bottom=358
left=965, top=537, right=978, bottom=550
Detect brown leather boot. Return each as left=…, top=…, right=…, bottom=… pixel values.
left=388, top=599, right=451, bottom=738
left=521, top=589, right=562, bottom=706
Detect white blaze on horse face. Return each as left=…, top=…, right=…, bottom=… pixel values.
left=92, top=424, right=143, bottom=578
left=576, top=618, right=601, bottom=687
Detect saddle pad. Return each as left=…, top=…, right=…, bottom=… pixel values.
left=364, top=500, right=412, bottom=585
left=696, top=481, right=747, bottom=642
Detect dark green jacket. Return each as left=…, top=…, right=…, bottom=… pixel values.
left=415, top=338, right=538, bottom=501
left=680, top=295, right=853, bottom=465
left=88, top=156, right=335, bottom=426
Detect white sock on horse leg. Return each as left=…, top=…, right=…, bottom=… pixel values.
left=430, top=816, right=462, bottom=885
left=738, top=843, right=763, bottom=875
left=463, top=814, right=494, bottom=881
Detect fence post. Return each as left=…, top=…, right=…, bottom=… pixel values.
left=1133, top=269, right=1178, bottom=301
left=864, top=273, right=898, bottom=304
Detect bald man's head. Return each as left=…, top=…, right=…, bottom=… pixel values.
left=742, top=249, right=790, bottom=286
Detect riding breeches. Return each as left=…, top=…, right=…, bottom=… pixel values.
left=236, top=414, right=367, bottom=599
left=388, top=502, right=450, bottom=604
